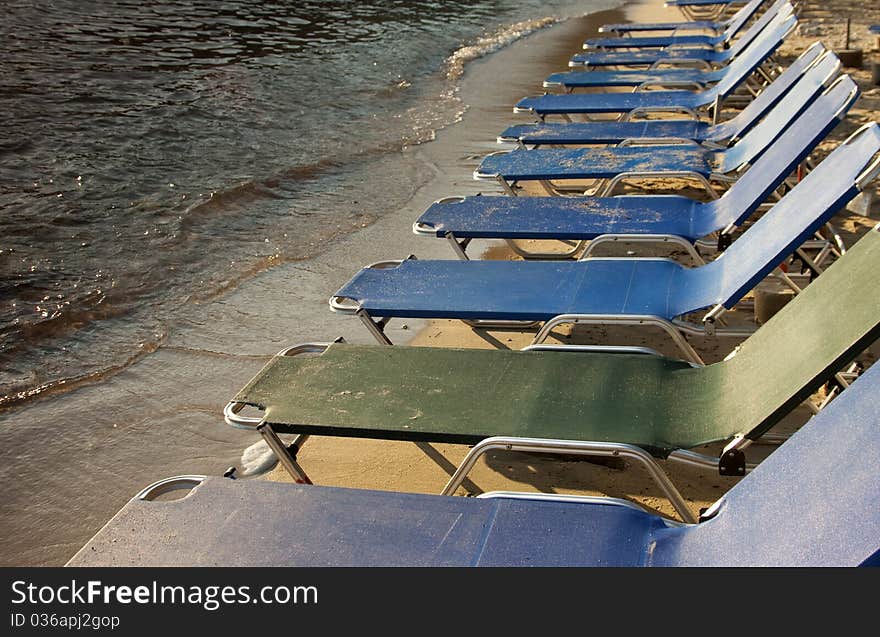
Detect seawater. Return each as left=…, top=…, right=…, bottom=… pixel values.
left=1, top=0, right=613, bottom=407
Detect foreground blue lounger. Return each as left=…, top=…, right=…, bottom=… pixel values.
left=516, top=13, right=796, bottom=122
left=583, top=0, right=767, bottom=50
left=67, top=360, right=880, bottom=566
left=569, top=1, right=788, bottom=68
left=334, top=123, right=880, bottom=361
left=502, top=43, right=825, bottom=146
left=417, top=123, right=878, bottom=260
left=482, top=69, right=853, bottom=197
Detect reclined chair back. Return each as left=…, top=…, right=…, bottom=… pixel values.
left=708, top=41, right=826, bottom=143
left=715, top=53, right=845, bottom=172
left=719, top=0, right=772, bottom=42
left=725, top=0, right=791, bottom=58
left=684, top=117, right=877, bottom=314
left=696, top=63, right=850, bottom=236
left=710, top=9, right=797, bottom=101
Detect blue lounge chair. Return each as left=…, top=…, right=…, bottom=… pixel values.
left=583, top=0, right=768, bottom=50
left=871, top=25, right=880, bottom=34
left=598, top=0, right=765, bottom=35
left=569, top=2, right=791, bottom=68
left=515, top=13, right=797, bottom=123
left=332, top=121, right=880, bottom=362
left=479, top=70, right=853, bottom=198
left=543, top=33, right=814, bottom=93
left=67, top=359, right=880, bottom=566
left=501, top=43, right=826, bottom=146
left=415, top=122, right=877, bottom=261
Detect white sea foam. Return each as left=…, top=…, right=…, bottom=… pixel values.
left=443, top=16, right=558, bottom=81
left=240, top=439, right=280, bottom=476
left=397, top=16, right=561, bottom=149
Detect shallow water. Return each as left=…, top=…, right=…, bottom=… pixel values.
left=1, top=0, right=611, bottom=407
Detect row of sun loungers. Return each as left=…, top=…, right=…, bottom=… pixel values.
left=70, top=0, right=880, bottom=567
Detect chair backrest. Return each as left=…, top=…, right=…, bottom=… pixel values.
left=661, top=219, right=880, bottom=495
left=716, top=57, right=849, bottom=173
left=654, top=360, right=880, bottom=566
left=684, top=119, right=878, bottom=316
left=709, top=41, right=826, bottom=143
left=695, top=56, right=845, bottom=236
left=702, top=129, right=880, bottom=431
left=720, top=0, right=772, bottom=40
left=728, top=0, right=792, bottom=56
left=711, top=12, right=797, bottom=100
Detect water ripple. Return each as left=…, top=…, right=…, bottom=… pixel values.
left=0, top=0, right=606, bottom=403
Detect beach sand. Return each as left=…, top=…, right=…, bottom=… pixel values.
left=5, top=0, right=880, bottom=565
left=265, top=0, right=880, bottom=521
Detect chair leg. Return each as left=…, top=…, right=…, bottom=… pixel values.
left=533, top=314, right=705, bottom=365
left=444, top=232, right=471, bottom=260
left=258, top=424, right=313, bottom=485
left=357, top=310, right=393, bottom=345
left=414, top=442, right=481, bottom=494
left=441, top=436, right=698, bottom=524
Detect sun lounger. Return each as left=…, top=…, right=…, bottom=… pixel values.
left=543, top=34, right=815, bottom=93
left=501, top=43, right=825, bottom=146
left=221, top=223, right=880, bottom=525
left=334, top=120, right=880, bottom=362
left=516, top=14, right=797, bottom=124
left=543, top=64, right=745, bottom=92
left=481, top=69, right=853, bottom=197
left=569, top=2, right=791, bottom=68
left=69, top=357, right=880, bottom=566
left=598, top=0, right=766, bottom=35
left=583, top=0, right=768, bottom=50
left=416, top=122, right=877, bottom=260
